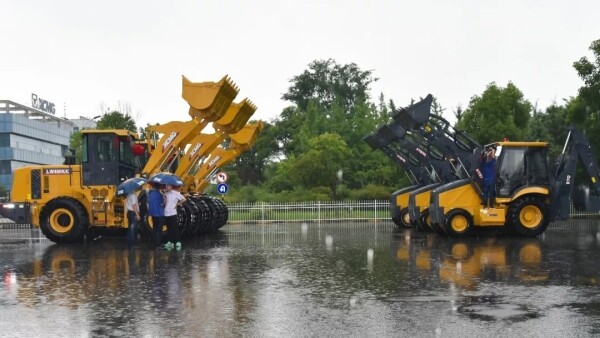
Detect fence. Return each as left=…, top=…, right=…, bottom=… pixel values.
left=0, top=200, right=598, bottom=229
left=225, top=200, right=600, bottom=224
left=227, top=200, right=391, bottom=224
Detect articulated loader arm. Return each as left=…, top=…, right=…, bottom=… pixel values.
left=552, top=128, right=600, bottom=219
left=391, top=94, right=482, bottom=177
left=142, top=75, right=239, bottom=177
left=363, top=124, right=432, bottom=185
left=191, top=121, right=263, bottom=193
left=175, top=100, right=257, bottom=191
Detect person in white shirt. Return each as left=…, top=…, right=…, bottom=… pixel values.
left=163, top=185, right=186, bottom=250
left=125, top=191, right=141, bottom=250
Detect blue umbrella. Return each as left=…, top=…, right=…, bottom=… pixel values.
left=149, top=172, right=184, bottom=186
left=116, top=177, right=147, bottom=196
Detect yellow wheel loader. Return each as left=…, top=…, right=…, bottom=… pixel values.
left=0, top=75, right=261, bottom=244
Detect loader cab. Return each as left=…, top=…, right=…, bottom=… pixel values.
left=81, top=130, right=142, bottom=186
left=494, top=142, right=550, bottom=197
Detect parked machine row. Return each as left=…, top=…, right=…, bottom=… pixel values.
left=0, top=76, right=263, bottom=244
left=365, top=95, right=600, bottom=237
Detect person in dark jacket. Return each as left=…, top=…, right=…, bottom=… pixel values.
left=481, top=147, right=496, bottom=208
left=147, top=183, right=166, bottom=249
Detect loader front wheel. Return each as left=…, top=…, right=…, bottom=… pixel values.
left=443, top=209, right=473, bottom=238
left=507, top=197, right=550, bottom=237
left=393, top=208, right=413, bottom=228
left=40, top=198, right=88, bottom=244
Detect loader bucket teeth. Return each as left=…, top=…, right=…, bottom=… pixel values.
left=183, top=75, right=239, bottom=121
left=214, top=99, right=258, bottom=134
left=229, top=121, right=264, bottom=151
left=392, top=94, right=433, bottom=130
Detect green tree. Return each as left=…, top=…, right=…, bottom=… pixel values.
left=68, top=131, right=84, bottom=164
left=527, top=102, right=570, bottom=156
left=285, top=133, right=351, bottom=199
left=572, top=39, right=600, bottom=155
left=227, top=122, right=280, bottom=185
left=456, top=82, right=532, bottom=144
left=282, top=58, right=377, bottom=112
left=96, top=111, right=137, bottom=133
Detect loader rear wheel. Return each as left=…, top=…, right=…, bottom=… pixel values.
left=507, top=197, right=550, bottom=237
left=443, top=209, right=473, bottom=238
left=40, top=198, right=88, bottom=244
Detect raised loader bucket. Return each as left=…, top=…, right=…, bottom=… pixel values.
left=214, top=99, right=257, bottom=134
left=183, top=75, right=239, bottom=121
left=392, top=94, right=433, bottom=130
left=229, top=121, right=264, bottom=152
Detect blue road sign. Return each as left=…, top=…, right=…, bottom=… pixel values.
left=217, top=183, right=229, bottom=194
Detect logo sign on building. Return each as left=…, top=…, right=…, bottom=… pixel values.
left=44, top=168, right=71, bottom=175
left=31, top=93, right=56, bottom=115
left=217, top=183, right=229, bottom=194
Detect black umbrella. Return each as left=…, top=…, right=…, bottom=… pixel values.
left=116, top=177, right=147, bottom=196
left=149, top=172, right=184, bottom=186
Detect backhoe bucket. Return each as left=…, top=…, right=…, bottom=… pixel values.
left=230, top=121, right=264, bottom=151
left=392, top=94, right=433, bottom=130
left=183, top=75, right=239, bottom=121
left=214, top=99, right=257, bottom=134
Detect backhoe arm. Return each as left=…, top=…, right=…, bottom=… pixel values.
left=552, top=128, right=600, bottom=219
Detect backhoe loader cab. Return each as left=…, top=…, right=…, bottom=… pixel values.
left=492, top=142, right=550, bottom=198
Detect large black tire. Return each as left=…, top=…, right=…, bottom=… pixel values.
left=420, top=209, right=446, bottom=235
left=443, top=209, right=473, bottom=238
left=393, top=207, right=413, bottom=228
left=507, top=196, right=550, bottom=237
left=191, top=197, right=212, bottom=235
left=201, top=196, right=221, bottom=232
left=177, top=200, right=199, bottom=238
left=212, top=197, right=229, bottom=229
left=39, top=197, right=89, bottom=244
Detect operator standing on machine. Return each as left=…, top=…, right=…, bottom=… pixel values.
left=481, top=146, right=496, bottom=209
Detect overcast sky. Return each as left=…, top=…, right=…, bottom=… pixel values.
left=1, top=0, right=598, bottom=128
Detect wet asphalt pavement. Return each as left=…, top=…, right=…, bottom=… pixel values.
left=1, top=220, right=600, bottom=337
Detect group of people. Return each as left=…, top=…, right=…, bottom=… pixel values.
left=125, top=183, right=187, bottom=250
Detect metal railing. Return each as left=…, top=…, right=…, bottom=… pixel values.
left=226, top=200, right=391, bottom=224
left=1, top=200, right=598, bottom=229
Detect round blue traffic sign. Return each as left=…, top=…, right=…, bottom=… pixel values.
left=217, top=183, right=229, bottom=194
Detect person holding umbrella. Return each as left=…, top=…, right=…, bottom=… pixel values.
left=163, top=184, right=186, bottom=250
left=126, top=191, right=141, bottom=250
left=117, top=177, right=147, bottom=250
left=148, top=182, right=166, bottom=249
